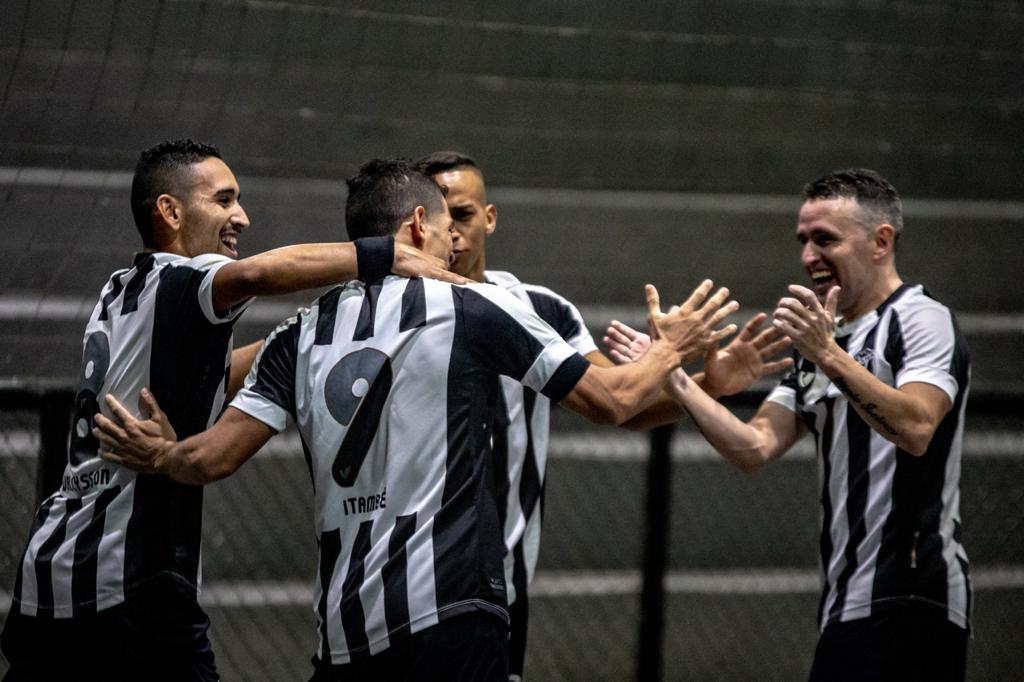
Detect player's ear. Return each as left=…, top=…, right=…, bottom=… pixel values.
left=404, top=206, right=428, bottom=248
left=873, top=224, right=896, bottom=260
left=153, top=194, right=184, bottom=242
left=485, top=203, right=497, bottom=236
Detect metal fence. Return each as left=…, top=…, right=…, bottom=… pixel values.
left=2, top=386, right=1023, bottom=681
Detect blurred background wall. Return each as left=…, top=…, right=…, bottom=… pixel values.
left=2, top=1, right=1022, bottom=679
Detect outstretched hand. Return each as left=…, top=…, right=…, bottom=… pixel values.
left=703, top=312, right=794, bottom=397
left=772, top=285, right=840, bottom=364
left=646, top=280, right=739, bottom=367
left=93, top=389, right=176, bottom=474
left=392, top=243, right=468, bottom=284
left=603, top=320, right=652, bottom=364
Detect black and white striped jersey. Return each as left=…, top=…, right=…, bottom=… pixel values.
left=484, top=270, right=597, bottom=607
left=767, top=284, right=971, bottom=631
left=229, top=275, right=589, bottom=664
left=12, top=252, right=248, bottom=617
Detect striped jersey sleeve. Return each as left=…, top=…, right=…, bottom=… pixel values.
left=457, top=283, right=590, bottom=402
left=887, top=298, right=960, bottom=401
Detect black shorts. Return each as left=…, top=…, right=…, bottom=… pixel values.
left=809, top=607, right=968, bottom=682
left=1, top=579, right=217, bottom=682
left=310, top=611, right=508, bottom=682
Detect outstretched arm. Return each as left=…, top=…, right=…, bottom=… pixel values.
left=212, top=238, right=466, bottom=311
left=95, top=391, right=273, bottom=485
left=667, top=370, right=805, bottom=472
left=560, top=281, right=737, bottom=425
left=602, top=313, right=793, bottom=430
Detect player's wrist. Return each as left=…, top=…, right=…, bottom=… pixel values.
left=354, top=236, right=395, bottom=283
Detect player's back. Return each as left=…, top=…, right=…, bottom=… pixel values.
left=14, top=251, right=246, bottom=617
left=232, top=275, right=589, bottom=663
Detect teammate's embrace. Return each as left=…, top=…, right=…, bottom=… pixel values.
left=0, top=140, right=461, bottom=682
left=94, top=158, right=739, bottom=681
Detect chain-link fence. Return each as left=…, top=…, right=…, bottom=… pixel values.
left=2, top=388, right=1023, bottom=680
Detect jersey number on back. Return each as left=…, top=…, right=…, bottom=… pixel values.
left=324, top=348, right=393, bottom=487
left=69, top=332, right=111, bottom=466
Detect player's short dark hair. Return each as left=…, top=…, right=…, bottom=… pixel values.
left=130, top=139, right=222, bottom=247
left=802, top=168, right=904, bottom=238
left=345, top=158, right=448, bottom=240
left=414, top=150, right=482, bottom=177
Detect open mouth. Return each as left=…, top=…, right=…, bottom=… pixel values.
left=220, top=232, right=239, bottom=258
left=809, top=269, right=836, bottom=293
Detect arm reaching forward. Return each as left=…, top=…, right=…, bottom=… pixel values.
left=95, top=390, right=273, bottom=485
left=212, top=238, right=467, bottom=312
left=560, top=280, right=738, bottom=425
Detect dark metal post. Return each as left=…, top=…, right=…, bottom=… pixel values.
left=637, top=423, right=674, bottom=681
left=37, top=390, right=73, bottom=505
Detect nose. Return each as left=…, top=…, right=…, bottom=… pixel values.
left=233, top=203, right=251, bottom=230
left=801, top=242, right=818, bottom=268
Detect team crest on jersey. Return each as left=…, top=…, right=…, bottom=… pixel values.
left=854, top=348, right=875, bottom=369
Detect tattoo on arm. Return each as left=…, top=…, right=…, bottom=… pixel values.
left=831, top=376, right=899, bottom=436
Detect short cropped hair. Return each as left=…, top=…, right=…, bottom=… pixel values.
left=414, top=150, right=481, bottom=177
left=345, top=158, right=448, bottom=240
left=130, top=139, right=222, bottom=246
left=802, top=168, right=903, bottom=238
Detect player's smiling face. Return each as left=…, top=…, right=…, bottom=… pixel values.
left=433, top=168, right=495, bottom=282
left=180, top=157, right=250, bottom=259
left=796, top=197, right=878, bottom=317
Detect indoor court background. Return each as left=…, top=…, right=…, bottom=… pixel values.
left=2, top=1, right=1022, bottom=679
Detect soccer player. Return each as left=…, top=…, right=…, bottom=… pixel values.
left=608, top=169, right=971, bottom=680
left=93, top=158, right=739, bottom=681
left=415, top=150, right=793, bottom=681
left=0, top=140, right=462, bottom=681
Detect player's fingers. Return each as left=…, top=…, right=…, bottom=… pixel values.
left=739, top=312, right=768, bottom=341
left=775, top=297, right=808, bottom=314
left=762, top=358, right=795, bottom=375
left=432, top=268, right=469, bottom=285
left=680, top=279, right=714, bottom=313
left=609, top=320, right=640, bottom=340
left=645, top=284, right=662, bottom=318
left=138, top=388, right=164, bottom=421
left=92, top=426, right=124, bottom=451
left=709, top=324, right=738, bottom=345
left=825, top=286, right=840, bottom=320
left=706, top=300, right=740, bottom=328
left=608, top=349, right=633, bottom=365
left=104, top=393, right=135, bottom=425
left=772, top=308, right=805, bottom=328
left=93, top=412, right=126, bottom=439
left=761, top=336, right=793, bottom=357
left=787, top=284, right=821, bottom=311
left=697, top=287, right=731, bottom=320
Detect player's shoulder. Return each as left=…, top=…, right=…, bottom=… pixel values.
left=167, top=252, right=233, bottom=273
left=889, top=283, right=956, bottom=326
left=485, top=269, right=576, bottom=307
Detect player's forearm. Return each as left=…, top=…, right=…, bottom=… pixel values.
left=815, top=347, right=941, bottom=456
left=589, top=340, right=680, bottom=425
left=666, top=371, right=775, bottom=472
left=214, top=243, right=358, bottom=310
left=155, top=435, right=236, bottom=485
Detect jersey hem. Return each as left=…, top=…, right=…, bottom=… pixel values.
left=12, top=570, right=200, bottom=616
left=324, top=598, right=509, bottom=664
left=822, top=594, right=969, bottom=632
